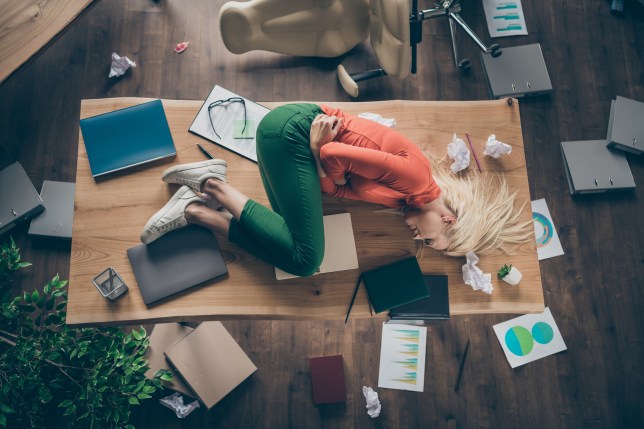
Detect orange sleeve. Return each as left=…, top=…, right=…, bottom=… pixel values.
left=318, top=105, right=441, bottom=208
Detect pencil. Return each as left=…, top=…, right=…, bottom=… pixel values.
left=465, top=132, right=482, bottom=172
left=454, top=339, right=470, bottom=392
left=197, top=143, right=214, bottom=159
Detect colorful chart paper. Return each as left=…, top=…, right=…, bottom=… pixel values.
left=482, top=0, right=528, bottom=38
left=493, top=307, right=567, bottom=368
left=378, top=323, right=427, bottom=392
left=531, top=198, right=564, bottom=260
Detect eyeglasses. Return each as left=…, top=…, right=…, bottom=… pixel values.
left=207, top=97, right=247, bottom=139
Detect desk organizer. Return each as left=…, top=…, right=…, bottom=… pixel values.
left=93, top=267, right=128, bottom=300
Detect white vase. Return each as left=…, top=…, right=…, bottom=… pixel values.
left=501, top=267, right=522, bottom=285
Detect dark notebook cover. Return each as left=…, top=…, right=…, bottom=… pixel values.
left=362, top=256, right=429, bottom=314
left=80, top=99, right=176, bottom=177
left=389, top=275, right=450, bottom=320
left=127, top=225, right=228, bottom=305
left=309, top=355, right=346, bottom=405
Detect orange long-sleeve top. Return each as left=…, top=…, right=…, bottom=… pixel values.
left=318, top=105, right=441, bottom=208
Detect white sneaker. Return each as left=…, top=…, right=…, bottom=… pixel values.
left=162, top=159, right=227, bottom=193
left=140, top=186, right=203, bottom=244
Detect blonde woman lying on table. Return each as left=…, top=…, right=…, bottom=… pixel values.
left=140, top=103, right=533, bottom=276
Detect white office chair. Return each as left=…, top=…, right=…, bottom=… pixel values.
left=219, top=0, right=500, bottom=97
left=219, top=0, right=370, bottom=58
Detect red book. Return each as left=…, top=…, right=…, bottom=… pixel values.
left=309, top=355, right=346, bottom=404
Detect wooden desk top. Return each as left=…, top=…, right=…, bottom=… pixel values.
left=0, top=0, right=97, bottom=85
left=67, top=97, right=544, bottom=326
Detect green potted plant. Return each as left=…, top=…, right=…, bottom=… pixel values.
left=0, top=238, right=172, bottom=428
left=497, top=264, right=522, bottom=285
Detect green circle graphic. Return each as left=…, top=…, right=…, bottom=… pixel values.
left=505, top=326, right=534, bottom=356
left=532, top=322, right=554, bottom=344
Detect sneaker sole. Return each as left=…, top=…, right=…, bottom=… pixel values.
left=141, top=186, right=196, bottom=243
left=161, top=159, right=227, bottom=178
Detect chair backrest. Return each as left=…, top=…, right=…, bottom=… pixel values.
left=369, top=0, right=411, bottom=79
left=219, top=0, right=369, bottom=58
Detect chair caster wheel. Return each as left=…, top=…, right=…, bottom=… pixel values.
left=458, top=59, right=471, bottom=71
left=490, top=44, right=502, bottom=57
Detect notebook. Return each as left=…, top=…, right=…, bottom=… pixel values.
left=561, top=140, right=635, bottom=195
left=389, top=275, right=450, bottom=321
left=164, top=321, right=257, bottom=409
left=80, top=99, right=176, bottom=177
left=28, top=181, right=75, bottom=239
left=606, top=96, right=644, bottom=155
left=127, top=225, right=228, bottom=305
left=362, top=256, right=429, bottom=314
left=0, top=162, right=44, bottom=237
left=144, top=323, right=195, bottom=397
left=309, top=355, right=346, bottom=405
left=189, top=85, right=270, bottom=163
left=275, top=213, right=359, bottom=280
left=480, top=43, right=552, bottom=99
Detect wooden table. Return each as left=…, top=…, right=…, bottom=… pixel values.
left=67, top=97, right=544, bottom=326
left=0, top=0, right=98, bottom=85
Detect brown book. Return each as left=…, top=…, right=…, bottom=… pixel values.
left=164, top=321, right=257, bottom=409
left=309, top=355, right=346, bottom=404
left=144, top=323, right=195, bottom=397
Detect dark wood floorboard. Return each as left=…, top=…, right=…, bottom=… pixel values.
left=1, top=0, right=643, bottom=428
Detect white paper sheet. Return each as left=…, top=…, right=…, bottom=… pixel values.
left=378, top=323, right=427, bottom=392
left=189, top=85, right=270, bottom=162
left=482, top=0, right=528, bottom=38
left=531, top=198, right=564, bottom=260
left=493, top=307, right=567, bottom=368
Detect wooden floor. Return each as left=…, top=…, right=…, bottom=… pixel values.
left=0, top=0, right=642, bottom=427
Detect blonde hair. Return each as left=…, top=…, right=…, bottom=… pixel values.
left=427, top=157, right=534, bottom=257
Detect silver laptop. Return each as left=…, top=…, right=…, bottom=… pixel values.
left=127, top=225, right=228, bottom=305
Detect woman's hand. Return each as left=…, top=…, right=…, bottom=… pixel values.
left=310, top=114, right=342, bottom=154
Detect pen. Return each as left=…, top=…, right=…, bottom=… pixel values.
left=454, top=339, right=470, bottom=392
left=197, top=143, right=214, bottom=159
left=345, top=274, right=363, bottom=324
left=465, top=132, right=482, bottom=173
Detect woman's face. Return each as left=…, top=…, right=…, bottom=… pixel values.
left=403, top=209, right=454, bottom=251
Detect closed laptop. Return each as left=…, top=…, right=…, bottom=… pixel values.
left=127, top=225, right=228, bottom=305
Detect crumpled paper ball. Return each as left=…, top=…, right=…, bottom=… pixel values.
left=109, top=52, right=136, bottom=78
left=462, top=251, right=493, bottom=295
left=362, top=386, right=381, bottom=418
left=483, top=134, right=512, bottom=158
left=447, top=133, right=471, bottom=173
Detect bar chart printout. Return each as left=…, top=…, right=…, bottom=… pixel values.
left=482, top=0, right=528, bottom=37
left=378, top=323, right=427, bottom=392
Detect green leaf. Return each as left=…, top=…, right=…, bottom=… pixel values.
left=31, top=290, right=39, bottom=302
left=137, top=393, right=152, bottom=400
left=131, top=329, right=143, bottom=341
left=128, top=396, right=140, bottom=405
left=59, top=400, right=74, bottom=408
left=0, top=405, right=14, bottom=414
left=0, top=413, right=6, bottom=427
left=160, top=372, right=173, bottom=382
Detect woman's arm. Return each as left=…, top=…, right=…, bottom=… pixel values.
left=309, top=114, right=343, bottom=182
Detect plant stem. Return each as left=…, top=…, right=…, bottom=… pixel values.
left=0, top=333, right=83, bottom=386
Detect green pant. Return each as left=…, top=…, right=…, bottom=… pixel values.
left=228, top=103, right=325, bottom=277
